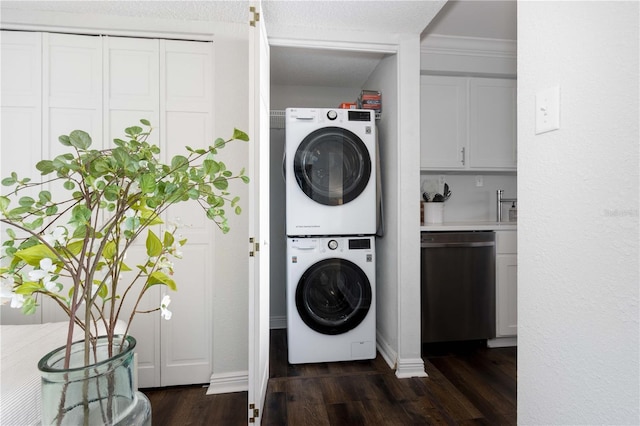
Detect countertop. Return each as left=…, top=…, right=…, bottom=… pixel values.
left=420, top=221, right=517, bottom=232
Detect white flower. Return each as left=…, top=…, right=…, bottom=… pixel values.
left=160, top=295, right=172, bottom=320
left=158, top=258, right=174, bottom=275
left=10, top=293, right=24, bottom=309
left=28, top=258, right=55, bottom=281
left=42, top=227, right=66, bottom=246
left=42, top=275, right=58, bottom=292
left=168, top=243, right=183, bottom=259
left=0, top=275, right=15, bottom=305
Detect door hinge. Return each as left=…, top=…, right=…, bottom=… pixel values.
left=249, top=6, right=260, bottom=27
left=249, top=403, right=259, bottom=422
left=249, top=237, right=259, bottom=257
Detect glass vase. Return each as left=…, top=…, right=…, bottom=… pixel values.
left=38, top=335, right=151, bottom=426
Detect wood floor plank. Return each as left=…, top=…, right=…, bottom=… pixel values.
left=143, top=330, right=517, bottom=425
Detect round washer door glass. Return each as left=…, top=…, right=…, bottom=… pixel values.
left=296, top=258, right=372, bottom=335
left=293, top=127, right=371, bottom=206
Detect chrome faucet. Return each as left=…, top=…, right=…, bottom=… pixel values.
left=497, top=190, right=517, bottom=222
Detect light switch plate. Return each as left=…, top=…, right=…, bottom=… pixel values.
left=535, top=86, right=560, bottom=134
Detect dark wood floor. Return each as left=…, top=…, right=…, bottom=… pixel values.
left=143, top=330, right=516, bottom=425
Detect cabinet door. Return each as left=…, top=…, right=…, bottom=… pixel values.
left=468, top=78, right=516, bottom=169
left=420, top=76, right=467, bottom=169
left=496, top=254, right=517, bottom=336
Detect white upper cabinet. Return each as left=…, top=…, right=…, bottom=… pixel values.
left=468, top=78, right=516, bottom=169
left=420, top=75, right=516, bottom=171
left=420, top=76, right=467, bottom=169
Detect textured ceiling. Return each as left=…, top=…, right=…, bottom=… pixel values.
left=1, top=1, right=250, bottom=24
left=424, top=0, right=517, bottom=40
left=263, top=0, right=445, bottom=35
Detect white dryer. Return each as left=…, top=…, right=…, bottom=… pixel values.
left=285, top=108, right=376, bottom=236
left=287, top=236, right=376, bottom=364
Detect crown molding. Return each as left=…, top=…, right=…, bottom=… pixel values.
left=421, top=34, right=516, bottom=59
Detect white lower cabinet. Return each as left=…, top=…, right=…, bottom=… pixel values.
left=0, top=31, right=214, bottom=388
left=496, top=254, right=518, bottom=336
left=489, top=230, right=517, bottom=347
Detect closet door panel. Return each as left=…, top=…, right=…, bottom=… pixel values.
left=159, top=40, right=213, bottom=386
left=105, top=37, right=160, bottom=113
left=163, top=40, right=212, bottom=112
left=1, top=31, right=41, bottom=107
left=103, top=36, right=162, bottom=388
left=45, top=32, right=102, bottom=149
left=108, top=109, right=158, bottom=144
left=160, top=243, right=212, bottom=386
left=119, top=244, right=162, bottom=389
left=40, top=33, right=103, bottom=323
left=1, top=31, right=43, bottom=325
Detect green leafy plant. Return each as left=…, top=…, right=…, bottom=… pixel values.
left=0, top=119, right=249, bottom=365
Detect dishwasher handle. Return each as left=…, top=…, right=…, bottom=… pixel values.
left=421, top=241, right=495, bottom=248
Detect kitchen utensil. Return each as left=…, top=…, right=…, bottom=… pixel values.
left=422, top=192, right=430, bottom=202
left=432, top=193, right=444, bottom=202
left=442, top=182, right=452, bottom=201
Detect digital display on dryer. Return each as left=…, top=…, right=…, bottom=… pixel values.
left=348, top=239, right=371, bottom=250
left=348, top=110, right=372, bottom=122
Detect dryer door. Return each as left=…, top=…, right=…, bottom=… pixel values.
left=293, top=127, right=371, bottom=206
left=295, top=258, right=372, bottom=335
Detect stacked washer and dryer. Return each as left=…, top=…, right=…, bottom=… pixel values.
left=285, top=107, right=378, bottom=364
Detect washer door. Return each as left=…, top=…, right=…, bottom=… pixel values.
left=293, top=127, right=371, bottom=206
left=296, top=258, right=372, bottom=335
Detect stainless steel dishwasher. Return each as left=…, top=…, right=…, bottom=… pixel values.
left=421, top=231, right=496, bottom=344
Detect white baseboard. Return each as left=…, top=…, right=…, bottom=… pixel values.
left=375, top=331, right=397, bottom=370
left=395, top=357, right=428, bottom=379
left=487, top=336, right=517, bottom=348
left=206, top=371, right=248, bottom=395
left=270, top=315, right=287, bottom=329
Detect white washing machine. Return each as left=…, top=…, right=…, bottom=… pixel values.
left=287, top=236, right=376, bottom=364
left=285, top=108, right=377, bottom=236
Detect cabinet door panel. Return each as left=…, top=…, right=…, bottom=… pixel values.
left=468, top=78, right=516, bottom=169
left=420, top=76, right=466, bottom=169
left=496, top=255, right=518, bottom=336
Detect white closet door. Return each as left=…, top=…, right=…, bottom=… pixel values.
left=41, top=32, right=104, bottom=323
left=103, top=36, right=162, bottom=388
left=159, top=39, right=214, bottom=386
left=0, top=31, right=43, bottom=325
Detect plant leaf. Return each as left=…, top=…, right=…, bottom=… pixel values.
left=13, top=244, right=56, bottom=267
left=69, top=130, right=92, bottom=150
left=232, top=128, right=249, bottom=142
left=146, top=271, right=177, bottom=291
left=146, top=230, right=162, bottom=257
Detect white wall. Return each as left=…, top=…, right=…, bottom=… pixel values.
left=271, top=85, right=361, bottom=110
left=518, top=2, right=639, bottom=423
left=364, top=53, right=400, bottom=367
